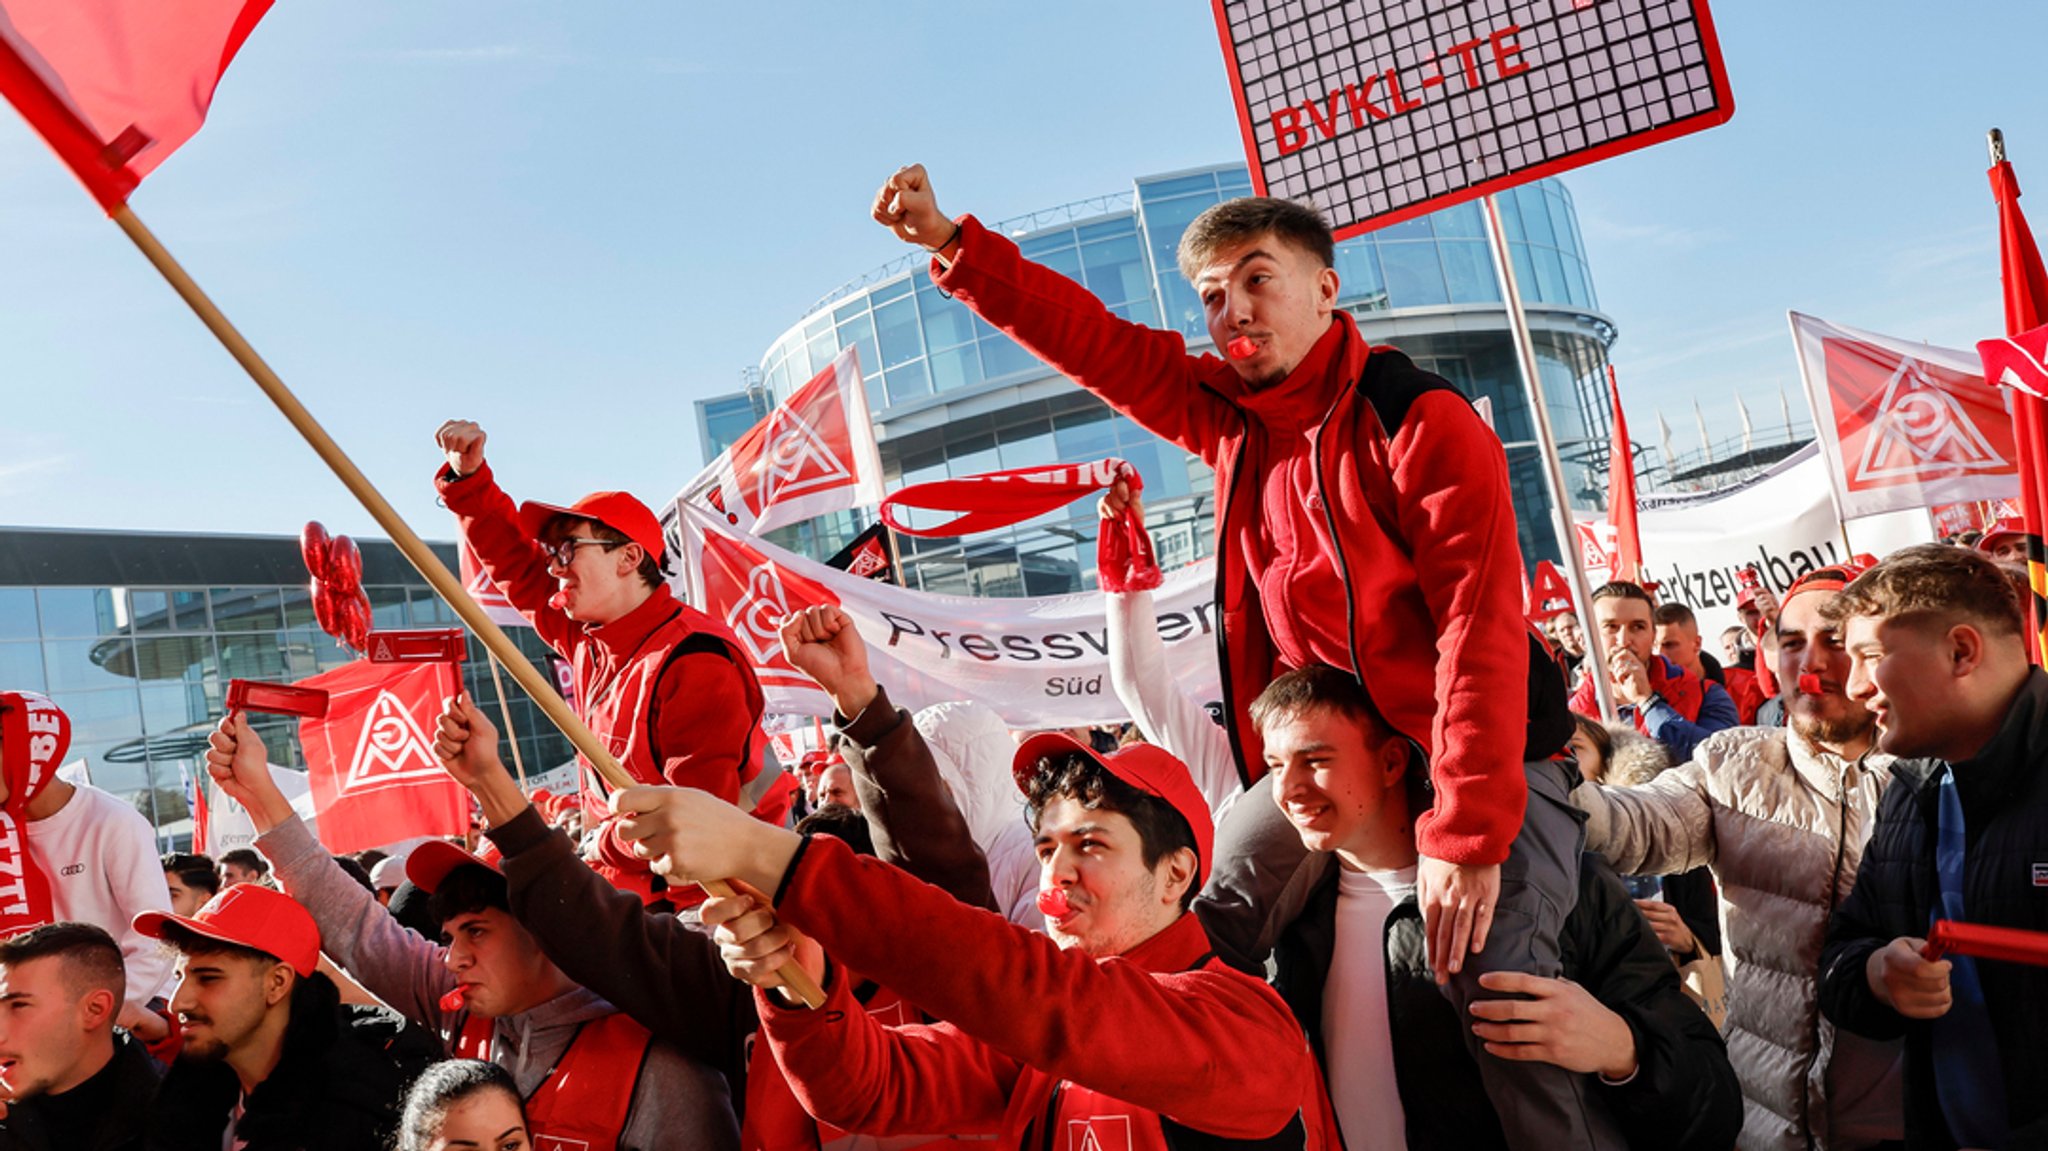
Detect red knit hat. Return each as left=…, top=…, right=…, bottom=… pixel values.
left=518, top=491, right=665, bottom=564
left=1012, top=734, right=1214, bottom=887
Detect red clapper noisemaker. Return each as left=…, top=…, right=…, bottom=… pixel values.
left=366, top=629, right=468, bottom=665
left=226, top=678, right=329, bottom=719
left=1922, top=919, right=2048, bottom=966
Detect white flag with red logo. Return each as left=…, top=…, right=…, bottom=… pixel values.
left=678, top=345, right=883, bottom=537
left=297, top=660, right=470, bottom=854
left=1790, top=311, right=2021, bottom=520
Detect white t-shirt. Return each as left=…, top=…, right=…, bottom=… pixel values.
left=28, top=784, right=176, bottom=1009
left=1322, top=864, right=1417, bottom=1151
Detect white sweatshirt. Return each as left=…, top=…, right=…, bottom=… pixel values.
left=29, top=784, right=176, bottom=1010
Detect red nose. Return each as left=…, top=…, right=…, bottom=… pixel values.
left=1226, top=336, right=1258, bottom=360
left=1036, top=888, right=1071, bottom=918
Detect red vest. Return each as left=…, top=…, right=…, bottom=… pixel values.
left=453, top=1013, right=652, bottom=1151
left=574, top=600, right=765, bottom=818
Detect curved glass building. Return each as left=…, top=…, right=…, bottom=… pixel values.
left=743, top=163, right=1618, bottom=596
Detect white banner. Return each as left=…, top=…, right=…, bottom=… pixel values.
left=1582, top=444, right=1934, bottom=638
left=203, top=764, right=316, bottom=857
left=1790, top=311, right=2019, bottom=521
left=668, top=501, right=1221, bottom=727
left=675, top=345, right=884, bottom=537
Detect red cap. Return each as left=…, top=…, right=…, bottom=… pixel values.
left=519, top=491, right=665, bottom=564
left=135, top=884, right=321, bottom=977
left=1977, top=518, right=2027, bottom=552
left=405, top=839, right=501, bottom=894
left=1012, top=734, right=1214, bottom=887
left=1783, top=557, right=1878, bottom=605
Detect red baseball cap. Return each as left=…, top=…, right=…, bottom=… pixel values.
left=405, top=839, right=502, bottom=894
left=135, top=883, right=321, bottom=977
left=1012, top=733, right=1215, bottom=887
left=519, top=491, right=665, bottom=564
left=1977, top=518, right=2027, bottom=553
left=1783, top=557, right=1878, bottom=605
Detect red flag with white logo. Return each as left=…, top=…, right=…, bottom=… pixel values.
left=0, top=0, right=273, bottom=212
left=456, top=535, right=529, bottom=629
left=678, top=345, right=883, bottom=536
left=296, top=660, right=469, bottom=854
left=1789, top=311, right=2019, bottom=520
left=1527, top=560, right=1575, bottom=620
left=1984, top=144, right=2048, bottom=664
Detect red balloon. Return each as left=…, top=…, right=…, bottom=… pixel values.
left=300, top=522, right=332, bottom=580
left=343, top=589, right=373, bottom=651
left=310, top=578, right=341, bottom=638
left=327, top=535, right=363, bottom=595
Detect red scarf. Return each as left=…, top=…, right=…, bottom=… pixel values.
left=1644, top=656, right=1705, bottom=728
left=880, top=457, right=1162, bottom=592
left=0, top=692, right=66, bottom=937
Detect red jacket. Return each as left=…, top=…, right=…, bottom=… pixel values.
left=439, top=464, right=765, bottom=878
left=934, top=218, right=1552, bottom=866
left=758, top=836, right=1335, bottom=1151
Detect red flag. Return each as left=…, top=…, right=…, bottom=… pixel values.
left=296, top=660, right=469, bottom=854
left=1605, top=365, right=1643, bottom=584
left=678, top=345, right=883, bottom=536
left=1527, top=560, right=1575, bottom=620
left=0, top=1, right=272, bottom=211
left=1988, top=144, right=2048, bottom=665
left=456, top=536, right=528, bottom=629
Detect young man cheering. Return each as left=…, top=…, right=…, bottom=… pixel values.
left=871, top=164, right=1583, bottom=1148
left=199, top=712, right=740, bottom=1151
left=614, top=737, right=1338, bottom=1151
left=432, top=419, right=768, bottom=900
left=1819, top=545, right=2048, bottom=1150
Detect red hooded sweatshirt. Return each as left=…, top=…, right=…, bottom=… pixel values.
left=933, top=218, right=1568, bottom=866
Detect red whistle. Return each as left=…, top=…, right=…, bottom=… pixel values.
left=1797, top=673, right=1824, bottom=695
left=548, top=590, right=570, bottom=611
left=439, top=987, right=467, bottom=1013
left=1036, top=888, right=1071, bottom=918
left=1226, top=336, right=1258, bottom=360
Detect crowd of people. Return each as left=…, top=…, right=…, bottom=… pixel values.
left=0, top=165, right=2042, bottom=1151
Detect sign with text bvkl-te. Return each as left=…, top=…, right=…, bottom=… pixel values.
left=1213, top=0, right=1735, bottom=238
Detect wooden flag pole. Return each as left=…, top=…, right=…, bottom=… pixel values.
left=110, top=205, right=826, bottom=1009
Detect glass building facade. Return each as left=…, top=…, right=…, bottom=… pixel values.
left=734, top=163, right=1618, bottom=593
left=0, top=529, right=574, bottom=849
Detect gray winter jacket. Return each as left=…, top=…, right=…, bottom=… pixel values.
left=257, top=815, right=738, bottom=1151
left=1574, top=726, right=1903, bottom=1151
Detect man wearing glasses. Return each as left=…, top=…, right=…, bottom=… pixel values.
left=432, top=419, right=767, bottom=903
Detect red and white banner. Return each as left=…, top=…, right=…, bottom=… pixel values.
left=0, top=0, right=273, bottom=211
left=677, top=345, right=883, bottom=537
left=456, top=535, right=527, bottom=628
left=670, top=501, right=1220, bottom=728
left=1578, top=443, right=1935, bottom=639
left=296, top=660, right=470, bottom=854
left=1979, top=322, right=2048, bottom=402
left=1790, top=311, right=2020, bottom=521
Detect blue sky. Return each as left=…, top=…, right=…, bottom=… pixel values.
left=2, top=2, right=2044, bottom=539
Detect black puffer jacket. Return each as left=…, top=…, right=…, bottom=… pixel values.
left=1271, top=852, right=1742, bottom=1151
left=1819, top=668, right=2048, bottom=1151
left=150, top=975, right=439, bottom=1151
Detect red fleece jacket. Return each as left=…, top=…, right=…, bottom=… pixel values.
left=437, top=464, right=764, bottom=879
left=758, top=836, right=1335, bottom=1149
left=932, top=216, right=1533, bottom=866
